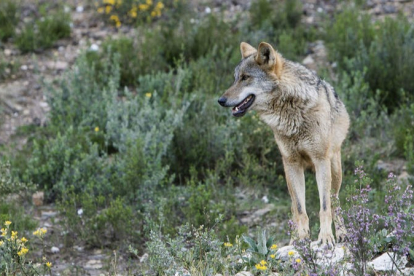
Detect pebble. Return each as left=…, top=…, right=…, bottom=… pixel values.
left=51, top=246, right=60, bottom=253
left=4, top=49, right=12, bottom=56
left=21, top=65, right=28, bottom=71
left=89, top=44, right=99, bottom=51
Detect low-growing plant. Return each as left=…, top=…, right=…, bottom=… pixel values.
left=15, top=10, right=71, bottom=53
left=0, top=0, right=19, bottom=42
left=0, top=221, right=52, bottom=275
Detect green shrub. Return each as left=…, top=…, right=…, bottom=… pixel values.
left=0, top=0, right=19, bottom=42
left=247, top=0, right=313, bottom=60
left=16, top=10, right=71, bottom=53
left=326, top=10, right=414, bottom=111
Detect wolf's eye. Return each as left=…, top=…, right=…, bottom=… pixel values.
left=240, top=75, right=249, bottom=81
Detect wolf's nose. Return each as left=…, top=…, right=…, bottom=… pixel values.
left=218, top=97, right=227, bottom=107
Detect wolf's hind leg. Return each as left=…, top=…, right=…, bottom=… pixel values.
left=331, top=151, right=347, bottom=243
left=283, top=158, right=309, bottom=243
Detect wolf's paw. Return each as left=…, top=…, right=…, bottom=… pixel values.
left=317, top=232, right=335, bottom=249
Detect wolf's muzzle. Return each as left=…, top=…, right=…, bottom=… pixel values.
left=218, top=97, right=227, bottom=107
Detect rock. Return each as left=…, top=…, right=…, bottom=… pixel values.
left=302, top=55, right=315, bottom=66
left=76, top=6, right=84, bottom=13
left=32, top=191, right=44, bottom=206
left=45, top=61, right=68, bottom=71
left=276, top=245, right=299, bottom=261
left=20, top=65, right=28, bottom=71
left=174, top=269, right=190, bottom=276
left=368, top=252, right=407, bottom=271
left=51, top=246, right=60, bottom=253
left=41, top=210, right=58, bottom=219
left=89, top=44, right=99, bottom=51
left=240, top=204, right=274, bottom=224
left=4, top=49, right=12, bottom=56
left=84, top=259, right=102, bottom=270
left=234, top=272, right=253, bottom=276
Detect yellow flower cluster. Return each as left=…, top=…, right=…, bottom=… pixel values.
left=151, top=2, right=164, bottom=17
left=33, top=227, right=47, bottom=237
left=255, top=260, right=268, bottom=270
left=288, top=250, right=295, bottom=256
left=1, top=221, right=30, bottom=257
left=223, top=242, right=233, bottom=247
left=270, top=243, right=277, bottom=250
left=17, top=247, right=29, bottom=256
left=110, top=14, right=121, bottom=27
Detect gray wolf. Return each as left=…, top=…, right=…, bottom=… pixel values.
left=218, top=42, right=350, bottom=246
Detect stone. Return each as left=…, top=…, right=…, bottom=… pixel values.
left=84, top=259, right=103, bottom=270
left=276, top=245, right=299, bottom=261
left=32, top=191, right=44, bottom=206
left=45, top=61, right=68, bottom=71
left=41, top=210, right=58, bottom=219
left=4, top=49, right=12, bottom=56
left=20, top=65, right=28, bottom=71
left=368, top=252, right=407, bottom=271
left=234, top=272, right=253, bottom=276
left=51, top=246, right=60, bottom=253
left=302, top=55, right=315, bottom=66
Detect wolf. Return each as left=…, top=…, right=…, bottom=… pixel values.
left=218, top=42, right=350, bottom=246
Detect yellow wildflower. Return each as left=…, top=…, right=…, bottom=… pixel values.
left=150, top=10, right=156, bottom=17
left=46, top=262, right=52, bottom=268
left=270, top=244, right=277, bottom=250
left=295, top=258, right=301, bottom=263
left=260, top=260, right=267, bottom=266
left=270, top=254, right=275, bottom=259
left=145, top=93, right=152, bottom=98
left=4, top=221, right=11, bottom=226
left=97, top=7, right=104, bottom=13
left=11, top=231, right=18, bottom=240
left=116, top=0, right=122, bottom=7
left=95, top=126, right=99, bottom=132
left=146, top=0, right=153, bottom=5
left=33, top=229, right=40, bottom=236
left=20, top=237, right=28, bottom=243
left=223, top=242, right=233, bottom=247
left=288, top=250, right=295, bottom=256
left=110, top=14, right=119, bottom=21
left=129, top=9, right=137, bottom=18
left=17, top=247, right=29, bottom=256
left=138, top=4, right=149, bottom=11
left=41, top=228, right=47, bottom=234
left=255, top=264, right=267, bottom=270
left=155, top=2, right=164, bottom=9
left=116, top=21, right=121, bottom=27
left=104, top=0, right=115, bottom=5
left=1, top=228, right=6, bottom=236
left=105, top=5, right=112, bottom=14
left=0, top=241, right=3, bottom=246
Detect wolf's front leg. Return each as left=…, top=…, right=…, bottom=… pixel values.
left=283, top=158, right=309, bottom=242
left=314, top=158, right=335, bottom=247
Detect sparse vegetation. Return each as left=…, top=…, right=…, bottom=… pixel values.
left=1, top=0, right=413, bottom=275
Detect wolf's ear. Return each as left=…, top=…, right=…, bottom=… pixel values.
left=255, top=42, right=283, bottom=77
left=240, top=42, right=257, bottom=59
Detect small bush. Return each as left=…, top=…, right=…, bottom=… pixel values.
left=247, top=0, right=313, bottom=60
left=16, top=10, right=71, bottom=53
left=326, top=10, right=414, bottom=111
left=0, top=0, right=19, bottom=42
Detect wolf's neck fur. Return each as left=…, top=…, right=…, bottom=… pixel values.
left=257, top=61, right=320, bottom=136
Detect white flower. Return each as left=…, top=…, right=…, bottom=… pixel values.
left=77, top=208, right=83, bottom=216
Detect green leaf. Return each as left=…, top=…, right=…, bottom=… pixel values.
left=243, top=235, right=258, bottom=252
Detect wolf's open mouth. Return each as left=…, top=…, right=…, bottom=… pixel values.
left=232, top=95, right=255, bottom=117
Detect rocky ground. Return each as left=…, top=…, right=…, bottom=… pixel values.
left=1, top=0, right=414, bottom=275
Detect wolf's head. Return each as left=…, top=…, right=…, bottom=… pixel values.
left=218, top=42, right=283, bottom=117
